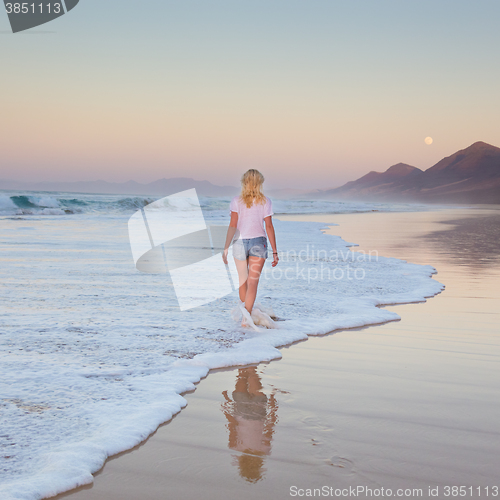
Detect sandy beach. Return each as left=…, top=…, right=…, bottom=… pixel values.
left=4, top=1, right=500, bottom=498
left=52, top=206, right=500, bottom=500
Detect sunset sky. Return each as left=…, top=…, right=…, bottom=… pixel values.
left=1, top=0, right=499, bottom=190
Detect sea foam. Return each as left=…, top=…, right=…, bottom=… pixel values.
left=0, top=202, right=444, bottom=500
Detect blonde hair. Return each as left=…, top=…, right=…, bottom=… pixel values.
left=240, top=169, right=266, bottom=208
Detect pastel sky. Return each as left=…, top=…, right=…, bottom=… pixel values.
left=1, top=0, right=499, bottom=190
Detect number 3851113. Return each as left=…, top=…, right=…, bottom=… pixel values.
left=5, top=3, right=62, bottom=14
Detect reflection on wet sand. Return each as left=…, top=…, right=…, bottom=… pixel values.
left=279, top=208, right=500, bottom=275
left=221, top=367, right=278, bottom=483
left=422, top=214, right=500, bottom=271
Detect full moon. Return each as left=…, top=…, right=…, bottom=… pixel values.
left=425, top=137, right=433, bottom=145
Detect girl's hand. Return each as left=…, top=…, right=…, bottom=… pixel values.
left=272, top=252, right=279, bottom=267
left=222, top=248, right=229, bottom=265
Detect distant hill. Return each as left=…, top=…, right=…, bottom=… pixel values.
left=0, top=176, right=317, bottom=200
left=321, top=162, right=423, bottom=199
left=0, top=177, right=240, bottom=198
left=3, top=141, right=499, bottom=204
left=408, top=141, right=500, bottom=203
left=317, top=142, right=500, bottom=204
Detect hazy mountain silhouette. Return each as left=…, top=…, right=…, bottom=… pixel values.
left=0, top=177, right=239, bottom=198
left=409, top=141, right=500, bottom=203
left=0, top=177, right=312, bottom=199
left=320, top=163, right=423, bottom=199
left=317, top=142, right=500, bottom=204
left=2, top=142, right=499, bottom=203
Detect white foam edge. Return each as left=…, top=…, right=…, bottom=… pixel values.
left=0, top=264, right=445, bottom=500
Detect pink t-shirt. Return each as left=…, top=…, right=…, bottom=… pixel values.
left=229, top=196, right=274, bottom=239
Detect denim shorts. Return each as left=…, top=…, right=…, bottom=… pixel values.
left=232, top=236, right=268, bottom=260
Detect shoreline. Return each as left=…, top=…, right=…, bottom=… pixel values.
left=48, top=204, right=500, bottom=500
left=1, top=201, right=445, bottom=500
left=43, top=219, right=443, bottom=498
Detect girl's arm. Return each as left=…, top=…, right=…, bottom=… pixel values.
left=222, top=212, right=238, bottom=264
left=265, top=216, right=279, bottom=267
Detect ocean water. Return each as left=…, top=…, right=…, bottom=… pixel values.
left=0, top=190, right=437, bottom=217
left=0, top=191, right=444, bottom=500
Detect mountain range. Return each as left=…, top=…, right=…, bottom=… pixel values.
left=0, top=177, right=239, bottom=198
left=318, top=141, right=500, bottom=204
left=1, top=141, right=499, bottom=204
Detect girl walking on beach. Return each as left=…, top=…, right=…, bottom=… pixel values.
left=222, top=169, right=279, bottom=326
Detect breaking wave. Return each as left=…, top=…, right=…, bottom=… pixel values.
left=0, top=193, right=157, bottom=216
left=0, top=190, right=435, bottom=218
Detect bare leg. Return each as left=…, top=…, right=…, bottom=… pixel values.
left=245, top=256, right=265, bottom=314
left=234, top=257, right=249, bottom=302
left=246, top=367, right=265, bottom=395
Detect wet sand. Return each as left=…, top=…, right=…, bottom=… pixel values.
left=54, top=206, right=500, bottom=500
